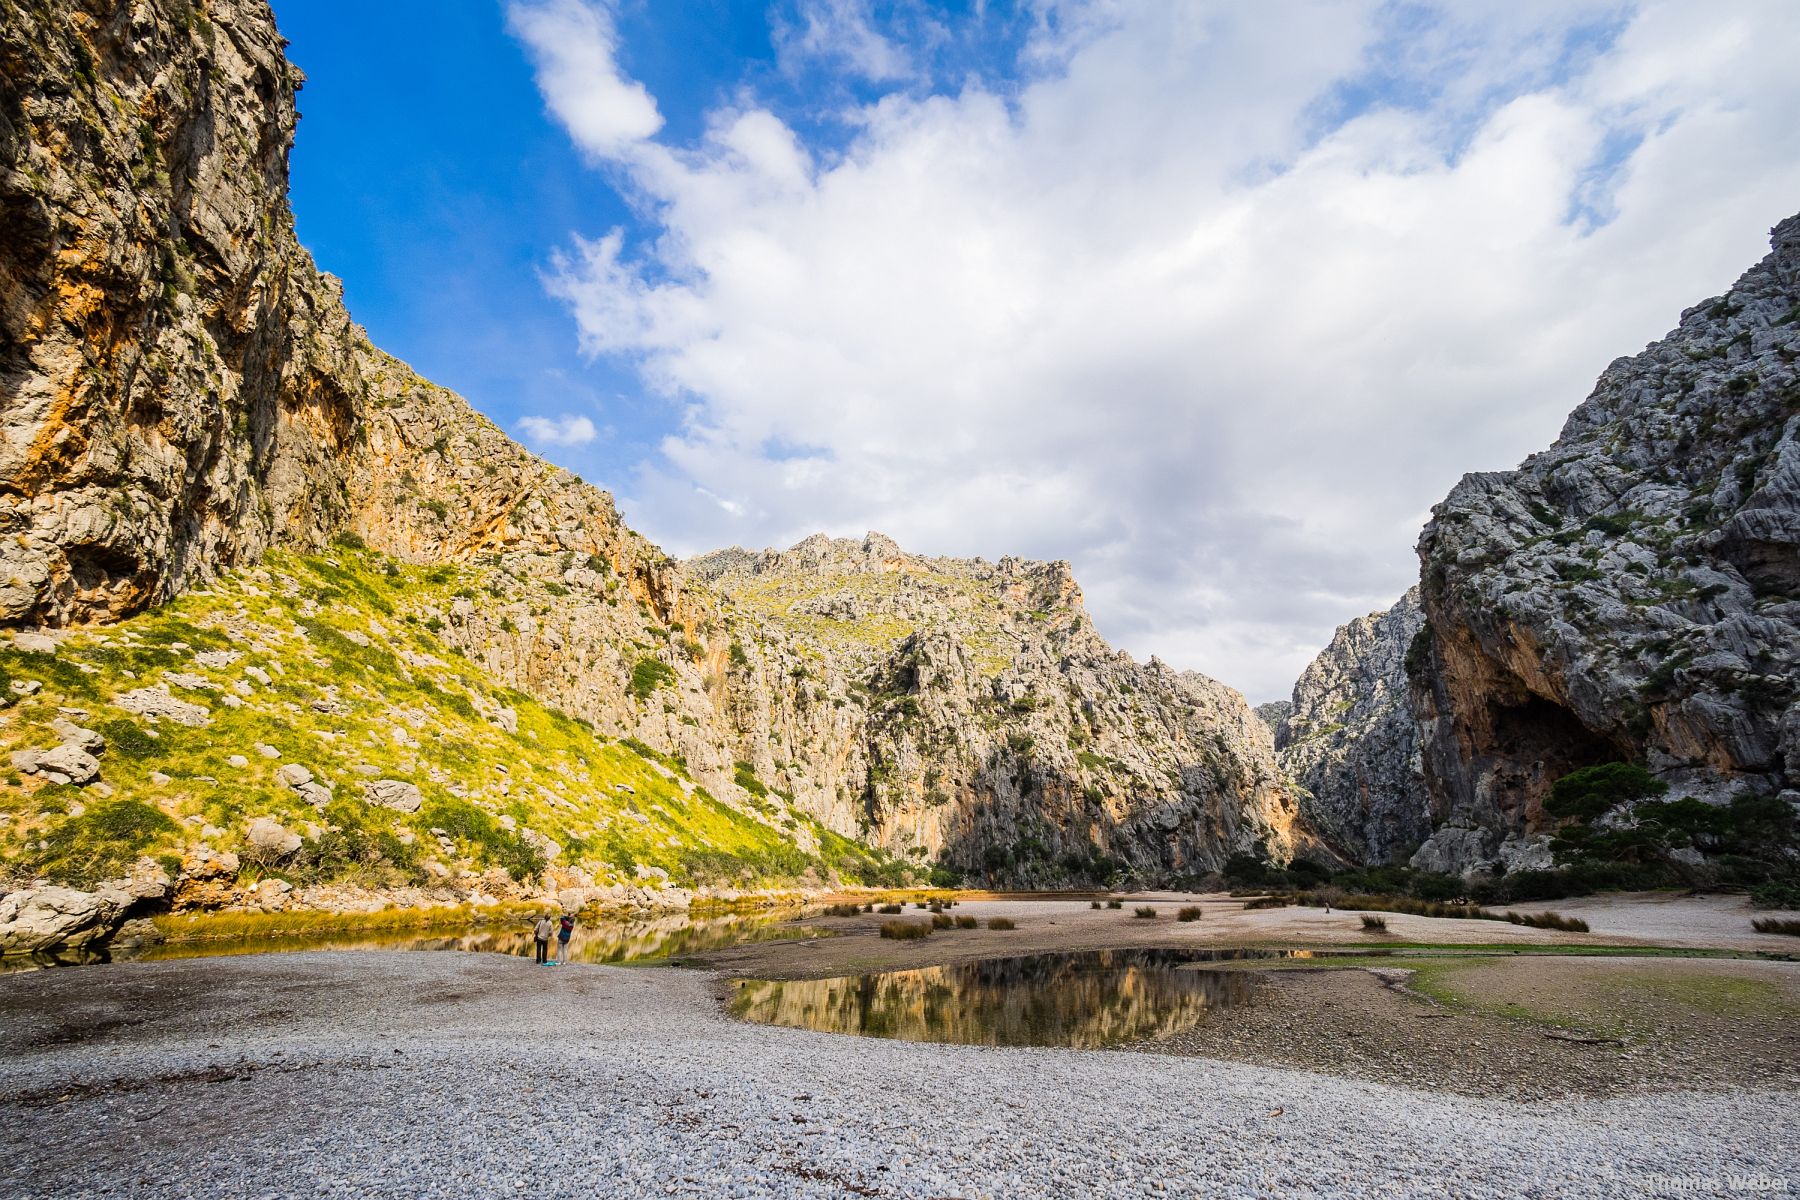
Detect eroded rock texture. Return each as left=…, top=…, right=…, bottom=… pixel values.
left=1408, top=215, right=1800, bottom=871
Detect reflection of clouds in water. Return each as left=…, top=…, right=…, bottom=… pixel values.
left=732, top=950, right=1280, bottom=1048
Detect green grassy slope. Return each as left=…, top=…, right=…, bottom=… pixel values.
left=0, top=537, right=903, bottom=898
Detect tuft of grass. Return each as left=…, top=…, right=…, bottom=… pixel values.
left=954, top=915, right=978, bottom=929
left=823, top=902, right=862, bottom=918
left=1177, top=905, right=1202, bottom=922
left=1360, top=914, right=1389, bottom=932
left=986, top=916, right=1016, bottom=930
left=1133, top=906, right=1157, bottom=919
left=878, top=903, right=904, bottom=914
left=1243, top=895, right=1289, bottom=910
left=914, top=901, right=928, bottom=909
left=1507, top=910, right=1590, bottom=932
left=1105, top=899, right=1123, bottom=909
left=879, top=920, right=931, bottom=940
left=1090, top=900, right=1102, bottom=909
left=1750, top=917, right=1800, bottom=936
left=931, top=913, right=953, bottom=929
left=862, top=903, right=875, bottom=913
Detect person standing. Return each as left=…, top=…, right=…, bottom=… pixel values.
left=555, top=913, right=575, bottom=964
left=532, top=914, right=554, bottom=965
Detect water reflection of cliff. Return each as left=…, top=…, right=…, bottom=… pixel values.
left=2, top=912, right=821, bottom=973
left=731, top=949, right=1283, bottom=1048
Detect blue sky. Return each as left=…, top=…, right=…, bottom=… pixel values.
left=270, top=1, right=1800, bottom=701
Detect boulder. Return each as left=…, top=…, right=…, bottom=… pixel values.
left=115, top=687, right=211, bottom=727
left=246, top=817, right=302, bottom=857
left=36, top=744, right=101, bottom=786
left=50, top=718, right=104, bottom=754
left=0, top=886, right=125, bottom=953
left=364, top=779, right=423, bottom=813
left=275, top=763, right=314, bottom=788
left=11, top=632, right=55, bottom=654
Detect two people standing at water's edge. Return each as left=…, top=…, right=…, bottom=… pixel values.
left=532, top=913, right=577, bottom=964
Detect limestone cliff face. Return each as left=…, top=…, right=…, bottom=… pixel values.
left=1275, top=589, right=1430, bottom=864
left=0, top=0, right=1308, bottom=893
left=1407, top=214, right=1800, bottom=872
left=689, top=534, right=1311, bottom=882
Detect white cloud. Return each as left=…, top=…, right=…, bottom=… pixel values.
left=518, top=414, right=599, bottom=447
left=775, top=0, right=916, bottom=82
left=515, top=0, right=1800, bottom=701
left=507, top=0, right=661, bottom=158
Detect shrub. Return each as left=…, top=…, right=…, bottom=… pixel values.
left=823, top=903, right=862, bottom=917
left=1105, top=899, right=1123, bottom=909
left=878, top=903, right=903, bottom=914
left=1545, top=762, right=1666, bottom=821
left=915, top=901, right=928, bottom=909
left=418, top=798, right=546, bottom=882
left=1751, top=918, right=1800, bottom=936
left=954, top=915, right=978, bottom=929
left=879, top=921, right=931, bottom=940
left=1090, top=900, right=1102, bottom=909
left=628, top=656, right=677, bottom=700
left=1243, top=896, right=1288, bottom=910
left=97, top=718, right=159, bottom=760
left=931, top=913, right=954, bottom=929
left=1360, top=914, right=1389, bottom=932
left=987, top=917, right=1016, bottom=930
left=862, top=903, right=875, bottom=913
left=1177, top=906, right=1202, bottom=922
left=1133, top=906, right=1157, bottom=919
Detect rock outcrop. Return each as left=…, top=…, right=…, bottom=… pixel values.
left=1274, top=589, right=1431, bottom=864
left=1406, top=214, right=1800, bottom=872
left=690, top=534, right=1314, bottom=882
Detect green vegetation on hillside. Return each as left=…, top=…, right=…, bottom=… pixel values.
left=0, top=542, right=905, bottom=895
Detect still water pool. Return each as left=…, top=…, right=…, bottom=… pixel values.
left=4, top=910, right=826, bottom=973
left=730, top=948, right=1333, bottom=1048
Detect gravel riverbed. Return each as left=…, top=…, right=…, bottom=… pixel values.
left=0, top=950, right=1792, bottom=1199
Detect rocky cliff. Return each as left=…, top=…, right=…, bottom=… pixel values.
left=690, top=534, right=1311, bottom=883
left=1406, top=214, right=1800, bottom=872
left=0, top=0, right=1310, bottom=928
left=1273, top=588, right=1430, bottom=865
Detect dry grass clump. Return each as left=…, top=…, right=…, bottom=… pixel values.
left=931, top=913, right=954, bottom=929
left=1177, top=906, right=1202, bottom=922
left=954, top=915, right=978, bottom=929
left=879, top=921, right=931, bottom=940
left=986, top=917, right=1016, bottom=930
left=1243, top=896, right=1287, bottom=910
left=1090, top=900, right=1102, bottom=909
left=862, top=902, right=875, bottom=913
left=1506, top=910, right=1589, bottom=932
left=1752, top=917, right=1800, bottom=936
left=929, top=901, right=945, bottom=913
left=1105, top=899, right=1124, bottom=909
left=878, top=903, right=904, bottom=915
left=1133, top=906, right=1157, bottom=919
left=1360, top=914, right=1389, bottom=932
left=823, top=902, right=862, bottom=918
left=915, top=901, right=929, bottom=909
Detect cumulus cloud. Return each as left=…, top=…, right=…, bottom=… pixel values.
left=507, top=0, right=661, bottom=158
left=518, top=414, right=599, bottom=447
left=512, top=0, right=1800, bottom=700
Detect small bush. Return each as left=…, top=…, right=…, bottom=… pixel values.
left=1090, top=900, right=1102, bottom=909
left=878, top=903, right=903, bottom=914
left=954, top=915, right=978, bottom=929
left=1177, top=905, right=1202, bottom=922
left=824, top=903, right=862, bottom=917
left=628, top=656, right=676, bottom=700
left=1360, top=914, right=1389, bottom=932
left=987, top=917, right=1016, bottom=930
left=1243, top=895, right=1288, bottom=910
left=1134, top=906, right=1157, bottom=919
left=1751, top=917, right=1800, bottom=936
left=915, top=901, right=928, bottom=909
left=879, top=921, right=931, bottom=940
left=97, top=718, right=159, bottom=760
left=1105, top=899, right=1123, bottom=909
left=931, top=913, right=954, bottom=929
left=862, top=903, right=875, bottom=913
